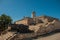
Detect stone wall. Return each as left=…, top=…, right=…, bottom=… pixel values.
left=15, top=18, right=34, bottom=25
left=15, top=19, right=28, bottom=25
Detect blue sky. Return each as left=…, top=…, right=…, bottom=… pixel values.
left=0, top=0, right=60, bottom=22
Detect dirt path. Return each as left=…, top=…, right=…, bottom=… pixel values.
left=33, top=33, right=60, bottom=40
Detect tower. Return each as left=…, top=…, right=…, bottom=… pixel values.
left=32, top=11, right=36, bottom=18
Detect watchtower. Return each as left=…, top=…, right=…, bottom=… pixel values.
left=32, top=11, right=36, bottom=18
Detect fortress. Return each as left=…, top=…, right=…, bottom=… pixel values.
left=15, top=11, right=59, bottom=25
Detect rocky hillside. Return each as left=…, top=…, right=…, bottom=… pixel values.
left=10, top=16, right=60, bottom=40
left=29, top=16, right=60, bottom=35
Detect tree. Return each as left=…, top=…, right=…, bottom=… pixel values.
left=0, top=14, right=12, bottom=31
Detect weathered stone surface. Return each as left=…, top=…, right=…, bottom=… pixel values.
left=29, top=19, right=60, bottom=35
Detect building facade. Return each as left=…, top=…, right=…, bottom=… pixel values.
left=15, top=11, right=37, bottom=25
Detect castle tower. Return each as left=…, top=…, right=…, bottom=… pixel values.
left=32, top=11, right=36, bottom=18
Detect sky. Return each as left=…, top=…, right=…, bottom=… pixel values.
left=0, top=0, right=60, bottom=22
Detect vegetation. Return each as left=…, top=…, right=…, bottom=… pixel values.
left=11, top=24, right=33, bottom=33
left=0, top=14, right=12, bottom=31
